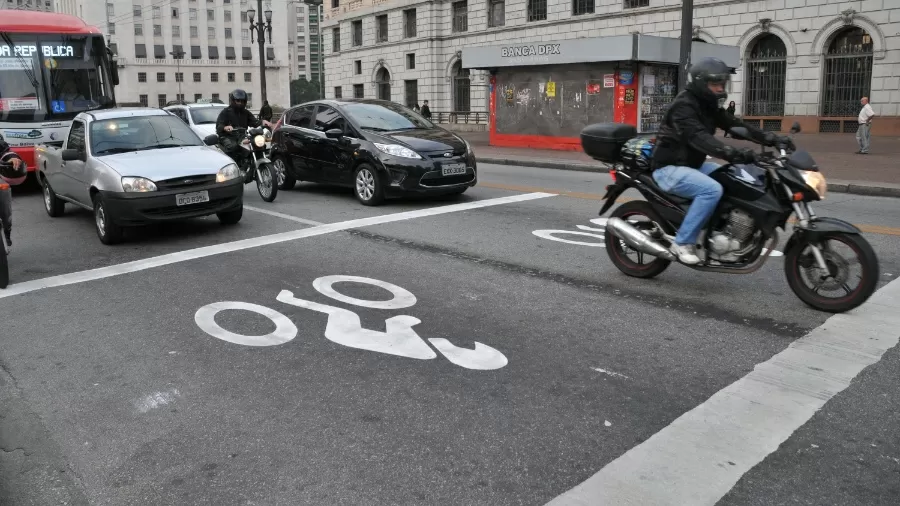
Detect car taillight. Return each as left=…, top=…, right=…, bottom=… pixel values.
left=609, top=169, right=617, bottom=182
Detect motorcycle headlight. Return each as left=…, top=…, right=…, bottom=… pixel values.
left=121, top=176, right=157, bottom=192
left=374, top=143, right=421, bottom=159
left=801, top=170, right=827, bottom=199
left=253, top=135, right=267, bottom=148
left=217, top=163, right=240, bottom=183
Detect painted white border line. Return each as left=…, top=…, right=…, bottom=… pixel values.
left=244, top=205, right=325, bottom=226
left=547, top=277, right=900, bottom=506
left=1, top=192, right=554, bottom=299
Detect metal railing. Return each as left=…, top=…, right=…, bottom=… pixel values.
left=429, top=111, right=489, bottom=124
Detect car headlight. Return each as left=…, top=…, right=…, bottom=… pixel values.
left=217, top=163, right=240, bottom=183
left=801, top=170, right=827, bottom=199
left=121, top=176, right=157, bottom=192
left=253, top=135, right=267, bottom=148
left=374, top=143, right=421, bottom=159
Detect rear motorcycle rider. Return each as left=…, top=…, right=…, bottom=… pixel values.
left=652, top=57, right=794, bottom=265
left=215, top=89, right=273, bottom=181
left=0, top=134, right=27, bottom=248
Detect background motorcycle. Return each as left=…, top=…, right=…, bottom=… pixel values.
left=212, top=127, right=278, bottom=203
left=0, top=161, right=13, bottom=288
left=583, top=121, right=879, bottom=313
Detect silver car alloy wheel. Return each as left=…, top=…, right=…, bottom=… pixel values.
left=43, top=184, right=52, bottom=211
left=356, top=168, right=375, bottom=201
left=274, top=158, right=286, bottom=187
left=95, top=203, right=106, bottom=236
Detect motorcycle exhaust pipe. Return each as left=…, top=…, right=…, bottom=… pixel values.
left=606, top=217, right=676, bottom=261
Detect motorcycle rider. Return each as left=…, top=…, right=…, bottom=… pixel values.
left=0, top=134, right=26, bottom=248
left=652, top=57, right=793, bottom=265
left=215, top=89, right=273, bottom=180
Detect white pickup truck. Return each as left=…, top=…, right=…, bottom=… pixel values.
left=36, top=107, right=245, bottom=244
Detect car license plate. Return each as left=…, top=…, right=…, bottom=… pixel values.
left=176, top=190, right=210, bottom=206
left=442, top=163, right=467, bottom=176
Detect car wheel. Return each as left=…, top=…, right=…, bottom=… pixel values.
left=274, top=157, right=296, bottom=190
left=353, top=164, right=384, bottom=206
left=217, top=205, right=243, bottom=225
left=42, top=177, right=65, bottom=217
left=92, top=193, right=124, bottom=245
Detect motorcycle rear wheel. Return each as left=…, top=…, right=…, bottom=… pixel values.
left=256, top=163, right=278, bottom=202
left=605, top=200, right=673, bottom=279
left=784, top=232, right=879, bottom=313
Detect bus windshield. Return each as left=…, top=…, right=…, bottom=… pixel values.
left=0, top=34, right=114, bottom=122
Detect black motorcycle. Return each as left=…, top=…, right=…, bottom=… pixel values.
left=212, top=127, right=278, bottom=203
left=0, top=161, right=14, bottom=289
left=583, top=121, right=879, bottom=313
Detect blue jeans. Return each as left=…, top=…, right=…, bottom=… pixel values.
left=652, top=162, right=723, bottom=246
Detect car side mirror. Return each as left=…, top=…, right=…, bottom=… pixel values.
left=790, top=121, right=801, bottom=134
left=728, top=127, right=750, bottom=140
left=203, top=134, right=219, bottom=146
left=61, top=149, right=85, bottom=162
left=324, top=128, right=344, bottom=140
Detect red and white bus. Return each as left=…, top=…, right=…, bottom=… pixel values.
left=1, top=10, right=118, bottom=174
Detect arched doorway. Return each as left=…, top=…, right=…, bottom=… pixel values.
left=375, top=68, right=391, bottom=101
left=821, top=27, right=873, bottom=117
left=744, top=34, right=787, bottom=117
left=452, top=61, right=470, bottom=112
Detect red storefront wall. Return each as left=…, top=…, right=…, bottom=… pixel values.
left=488, top=69, right=640, bottom=151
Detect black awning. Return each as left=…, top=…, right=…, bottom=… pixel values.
left=172, top=45, right=184, bottom=58
left=154, top=45, right=165, bottom=59
left=209, top=46, right=219, bottom=59
left=134, top=44, right=147, bottom=58
left=242, top=47, right=252, bottom=60
left=191, top=45, right=201, bottom=59
left=225, top=47, right=235, bottom=59
left=266, top=47, right=274, bottom=60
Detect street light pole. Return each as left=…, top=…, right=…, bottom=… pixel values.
left=248, top=0, right=273, bottom=105
left=170, top=49, right=185, bottom=102
left=677, top=0, right=694, bottom=93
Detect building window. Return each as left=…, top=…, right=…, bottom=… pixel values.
left=353, top=83, right=364, bottom=98
left=157, top=72, right=166, bottom=82
left=354, top=60, right=362, bottom=74
left=154, top=25, right=162, bottom=36
left=133, top=4, right=141, bottom=17
left=208, top=27, right=216, bottom=39
left=207, top=9, right=215, bottom=20
left=404, top=80, right=418, bottom=109
left=376, top=15, right=388, bottom=43
left=190, top=8, right=197, bottom=20
left=173, top=25, right=180, bottom=37
left=572, top=0, right=593, bottom=16
left=134, top=24, right=143, bottom=36
left=153, top=6, right=160, bottom=17
left=821, top=27, right=874, bottom=118
left=191, top=26, right=199, bottom=38
left=334, top=86, right=342, bottom=99
left=173, top=8, right=179, bottom=18
left=406, top=53, right=415, bottom=69
left=247, top=93, right=253, bottom=108
left=403, top=9, right=416, bottom=38
left=225, top=10, right=232, bottom=22
left=375, top=68, right=391, bottom=101
left=138, top=72, right=147, bottom=82
left=244, top=72, right=252, bottom=81
left=176, top=93, right=185, bottom=102
left=193, top=72, right=201, bottom=82
left=176, top=72, right=184, bottom=82
left=228, top=72, right=235, bottom=82
left=108, top=22, right=116, bottom=34
left=225, top=28, right=233, bottom=39
left=624, top=0, right=650, bottom=8
left=744, top=34, right=787, bottom=118
left=452, top=61, right=470, bottom=112
left=241, top=11, right=248, bottom=23
left=527, top=0, right=547, bottom=21
left=158, top=94, right=167, bottom=107
left=352, top=20, right=362, bottom=46
left=211, top=72, right=219, bottom=82
left=139, top=94, right=148, bottom=107
left=488, top=0, right=504, bottom=27
left=194, top=93, right=203, bottom=101
left=332, top=28, right=340, bottom=52
left=212, top=93, right=221, bottom=101
left=452, top=1, right=468, bottom=33
left=107, top=2, right=114, bottom=16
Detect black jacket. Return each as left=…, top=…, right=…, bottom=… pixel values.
left=215, top=106, right=261, bottom=137
left=652, top=90, right=768, bottom=170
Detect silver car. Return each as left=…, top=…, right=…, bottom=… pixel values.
left=36, top=108, right=244, bottom=244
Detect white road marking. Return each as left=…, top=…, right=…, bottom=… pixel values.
left=0, top=192, right=554, bottom=299
left=312, top=275, right=416, bottom=310
left=547, top=277, right=900, bottom=506
left=195, top=301, right=299, bottom=347
left=592, top=367, right=630, bottom=380
left=134, top=389, right=180, bottom=413
left=244, top=205, right=325, bottom=226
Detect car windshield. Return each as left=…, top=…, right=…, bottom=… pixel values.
left=90, top=115, right=203, bottom=155
left=342, top=102, right=434, bottom=132
left=189, top=106, right=225, bottom=125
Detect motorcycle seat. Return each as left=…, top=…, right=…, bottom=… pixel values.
left=636, top=173, right=691, bottom=205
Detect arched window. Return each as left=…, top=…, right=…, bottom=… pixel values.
left=375, top=67, right=391, bottom=101
left=452, top=61, right=470, bottom=112
left=744, top=34, right=787, bottom=117
left=821, top=27, right=873, bottom=117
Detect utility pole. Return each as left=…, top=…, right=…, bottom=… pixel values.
left=248, top=0, right=274, bottom=104
left=170, top=49, right=185, bottom=102
left=677, top=0, right=693, bottom=93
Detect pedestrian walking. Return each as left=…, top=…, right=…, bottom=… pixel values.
left=723, top=101, right=737, bottom=137
left=259, top=100, right=273, bottom=123
left=856, top=96, right=875, bottom=154
left=420, top=100, right=431, bottom=119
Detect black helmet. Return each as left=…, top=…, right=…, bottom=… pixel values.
left=687, top=57, right=733, bottom=108
left=229, top=89, right=248, bottom=110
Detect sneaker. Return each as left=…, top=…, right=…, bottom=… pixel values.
left=670, top=243, right=700, bottom=265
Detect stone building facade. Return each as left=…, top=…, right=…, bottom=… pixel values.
left=321, top=0, right=899, bottom=141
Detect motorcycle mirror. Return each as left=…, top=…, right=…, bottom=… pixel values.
left=728, top=127, right=750, bottom=140
left=790, top=122, right=801, bottom=134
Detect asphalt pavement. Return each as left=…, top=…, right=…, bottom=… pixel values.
left=1, top=164, right=898, bottom=505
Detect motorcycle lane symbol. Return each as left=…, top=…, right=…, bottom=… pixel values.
left=194, top=275, right=508, bottom=371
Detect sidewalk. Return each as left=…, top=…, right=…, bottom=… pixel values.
left=461, top=131, right=900, bottom=198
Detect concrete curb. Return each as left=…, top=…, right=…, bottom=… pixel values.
left=478, top=157, right=900, bottom=198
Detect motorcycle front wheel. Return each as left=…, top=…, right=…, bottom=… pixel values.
left=784, top=232, right=879, bottom=313
left=255, top=162, right=278, bottom=202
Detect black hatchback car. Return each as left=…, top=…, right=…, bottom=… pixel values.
left=269, top=99, right=477, bottom=205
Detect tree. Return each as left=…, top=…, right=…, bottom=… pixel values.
left=290, top=78, right=320, bottom=105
